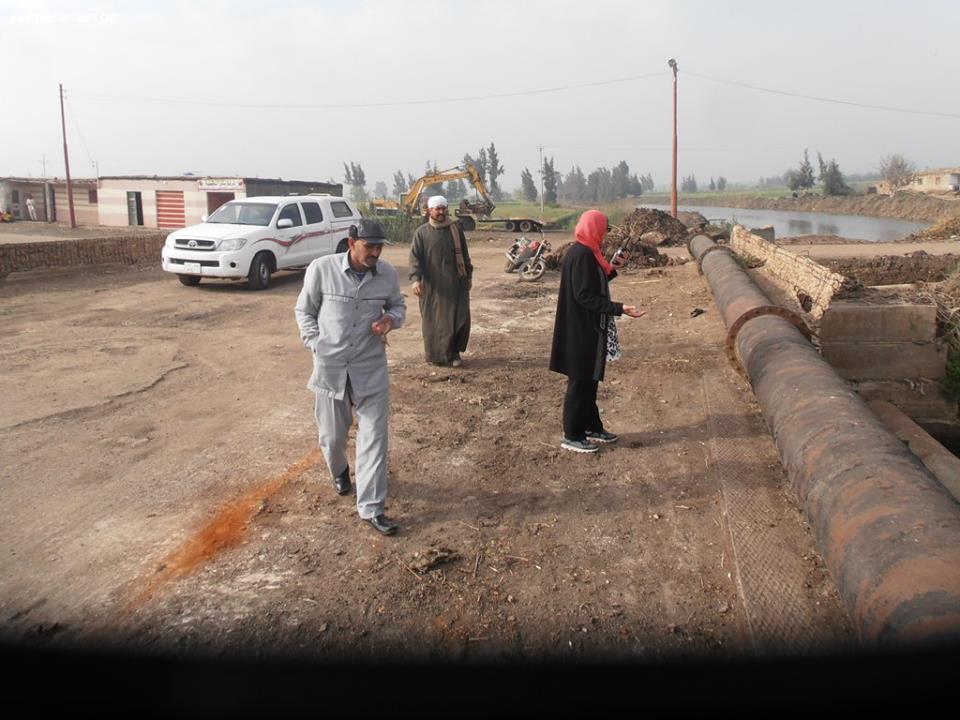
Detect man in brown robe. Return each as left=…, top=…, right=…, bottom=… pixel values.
left=409, top=195, right=473, bottom=367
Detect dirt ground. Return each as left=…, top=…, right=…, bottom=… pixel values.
left=1, top=232, right=866, bottom=667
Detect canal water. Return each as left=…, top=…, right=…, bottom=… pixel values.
left=641, top=203, right=931, bottom=242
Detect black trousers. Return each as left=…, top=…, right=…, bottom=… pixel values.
left=563, top=378, right=603, bottom=441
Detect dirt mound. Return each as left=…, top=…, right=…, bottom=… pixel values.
left=905, top=216, right=960, bottom=243
left=676, top=211, right=709, bottom=229
left=824, top=251, right=960, bottom=288
left=610, top=208, right=691, bottom=249
left=544, top=208, right=692, bottom=270
left=545, top=240, right=669, bottom=270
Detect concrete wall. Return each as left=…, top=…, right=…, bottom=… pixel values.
left=98, top=178, right=199, bottom=228
left=730, top=225, right=846, bottom=319
left=0, top=233, right=167, bottom=278
left=52, top=183, right=99, bottom=225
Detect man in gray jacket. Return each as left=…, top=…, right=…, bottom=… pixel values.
left=295, top=219, right=406, bottom=535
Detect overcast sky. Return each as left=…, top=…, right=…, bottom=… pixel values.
left=3, top=0, right=958, bottom=192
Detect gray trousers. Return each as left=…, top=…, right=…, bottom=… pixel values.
left=314, top=381, right=389, bottom=520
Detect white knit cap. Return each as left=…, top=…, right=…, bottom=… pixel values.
left=427, top=195, right=448, bottom=209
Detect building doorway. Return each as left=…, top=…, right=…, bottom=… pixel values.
left=126, top=191, right=143, bottom=226
left=206, top=192, right=235, bottom=215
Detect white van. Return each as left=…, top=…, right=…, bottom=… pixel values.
left=161, top=195, right=362, bottom=290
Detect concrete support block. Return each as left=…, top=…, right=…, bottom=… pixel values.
left=820, top=301, right=937, bottom=343
left=822, top=341, right=947, bottom=380
left=852, top=378, right=958, bottom=421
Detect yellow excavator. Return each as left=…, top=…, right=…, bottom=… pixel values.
left=371, top=163, right=544, bottom=232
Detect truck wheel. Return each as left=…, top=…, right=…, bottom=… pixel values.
left=505, top=221, right=516, bottom=232
left=336, top=239, right=348, bottom=253
left=519, top=220, right=533, bottom=233
left=178, top=274, right=201, bottom=287
left=460, top=217, right=476, bottom=231
left=248, top=252, right=272, bottom=290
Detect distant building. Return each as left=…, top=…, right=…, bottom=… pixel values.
left=0, top=177, right=99, bottom=224
left=97, top=176, right=344, bottom=229
left=873, top=167, right=960, bottom=195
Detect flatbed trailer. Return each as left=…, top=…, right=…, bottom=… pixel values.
left=473, top=217, right=544, bottom=233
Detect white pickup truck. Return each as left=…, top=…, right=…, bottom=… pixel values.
left=161, top=195, right=362, bottom=290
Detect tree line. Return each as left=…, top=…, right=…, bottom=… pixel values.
left=341, top=145, right=658, bottom=207
left=771, top=150, right=916, bottom=196
left=343, top=142, right=508, bottom=204
left=345, top=147, right=921, bottom=206
left=519, top=158, right=654, bottom=205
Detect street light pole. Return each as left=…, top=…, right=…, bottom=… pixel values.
left=668, top=58, right=678, bottom=219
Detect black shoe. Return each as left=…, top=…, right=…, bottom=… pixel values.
left=333, top=468, right=351, bottom=496
left=364, top=514, right=398, bottom=536
left=560, top=437, right=599, bottom=453
left=585, top=429, right=619, bottom=444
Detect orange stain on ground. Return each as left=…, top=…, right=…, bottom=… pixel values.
left=124, top=449, right=322, bottom=612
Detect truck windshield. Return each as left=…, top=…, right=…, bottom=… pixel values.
left=207, top=202, right=277, bottom=226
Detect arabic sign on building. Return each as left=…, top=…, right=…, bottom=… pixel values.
left=198, top=177, right=245, bottom=191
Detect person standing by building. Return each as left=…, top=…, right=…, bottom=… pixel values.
left=549, top=209, right=646, bottom=453
left=409, top=195, right=473, bottom=367
left=295, top=219, right=406, bottom=535
left=25, top=195, right=37, bottom=221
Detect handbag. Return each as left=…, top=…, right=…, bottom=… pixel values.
left=606, top=316, right=622, bottom=362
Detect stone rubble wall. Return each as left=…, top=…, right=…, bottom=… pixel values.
left=0, top=233, right=167, bottom=278
left=730, top=225, right=846, bottom=319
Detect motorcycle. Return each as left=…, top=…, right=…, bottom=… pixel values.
left=504, top=233, right=551, bottom=281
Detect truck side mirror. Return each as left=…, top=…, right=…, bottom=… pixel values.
left=277, top=218, right=294, bottom=229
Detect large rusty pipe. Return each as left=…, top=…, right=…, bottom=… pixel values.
left=689, top=234, right=960, bottom=644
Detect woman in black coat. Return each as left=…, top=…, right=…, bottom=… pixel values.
left=549, top=210, right=646, bottom=453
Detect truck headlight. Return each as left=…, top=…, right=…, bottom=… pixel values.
left=218, top=238, right=247, bottom=251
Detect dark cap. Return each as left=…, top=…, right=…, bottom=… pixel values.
left=348, top=219, right=392, bottom=244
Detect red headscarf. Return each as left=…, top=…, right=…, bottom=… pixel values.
left=574, top=209, right=613, bottom=276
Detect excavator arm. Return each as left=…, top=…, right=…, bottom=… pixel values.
left=400, top=164, right=495, bottom=217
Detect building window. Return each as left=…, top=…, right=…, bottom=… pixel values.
left=88, top=188, right=98, bottom=204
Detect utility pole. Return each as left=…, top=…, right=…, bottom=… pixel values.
left=40, top=154, right=47, bottom=176
left=668, top=58, right=678, bottom=219
left=59, top=83, right=77, bottom=228
left=537, top=144, right=544, bottom=216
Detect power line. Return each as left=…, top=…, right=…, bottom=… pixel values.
left=64, top=93, right=97, bottom=170
left=69, top=69, right=960, bottom=120
left=70, top=71, right=669, bottom=110
left=685, top=70, right=960, bottom=119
